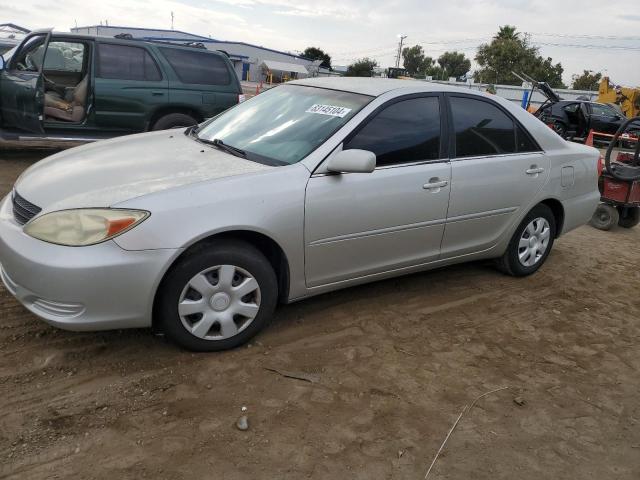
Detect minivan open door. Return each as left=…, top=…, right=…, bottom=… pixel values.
left=0, top=30, right=51, bottom=133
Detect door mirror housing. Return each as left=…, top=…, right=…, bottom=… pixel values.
left=326, top=149, right=376, bottom=174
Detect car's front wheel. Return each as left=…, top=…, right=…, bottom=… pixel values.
left=157, top=240, right=278, bottom=351
left=497, top=204, right=556, bottom=277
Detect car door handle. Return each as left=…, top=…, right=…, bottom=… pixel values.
left=423, top=179, right=448, bottom=190
left=526, top=167, right=545, bottom=175
left=151, top=91, right=164, bottom=96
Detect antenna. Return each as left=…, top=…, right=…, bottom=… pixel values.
left=171, top=11, right=175, bottom=30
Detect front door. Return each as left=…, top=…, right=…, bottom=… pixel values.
left=304, top=95, right=451, bottom=287
left=441, top=94, right=550, bottom=258
left=0, top=32, right=51, bottom=132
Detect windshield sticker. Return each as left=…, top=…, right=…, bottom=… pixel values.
left=305, top=104, right=352, bottom=118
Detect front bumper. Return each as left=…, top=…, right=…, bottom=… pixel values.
left=0, top=195, right=180, bottom=331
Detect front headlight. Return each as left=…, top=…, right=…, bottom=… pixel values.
left=24, top=209, right=149, bottom=246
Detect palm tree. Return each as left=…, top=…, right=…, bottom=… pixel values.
left=494, top=25, right=519, bottom=41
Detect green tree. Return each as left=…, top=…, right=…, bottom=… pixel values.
left=302, top=46, right=331, bottom=69
left=346, top=57, right=378, bottom=77
left=402, top=45, right=439, bottom=77
left=401, top=45, right=423, bottom=76
left=495, top=25, right=520, bottom=41
left=475, top=25, right=566, bottom=88
left=571, top=70, right=602, bottom=90
left=437, top=51, right=471, bottom=79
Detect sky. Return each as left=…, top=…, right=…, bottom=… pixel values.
left=3, top=0, right=640, bottom=86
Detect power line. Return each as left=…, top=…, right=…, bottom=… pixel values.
left=531, top=32, right=640, bottom=41
left=533, top=41, right=640, bottom=51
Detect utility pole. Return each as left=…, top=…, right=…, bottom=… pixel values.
left=395, top=34, right=407, bottom=68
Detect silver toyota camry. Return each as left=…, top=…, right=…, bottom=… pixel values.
left=0, top=78, right=600, bottom=351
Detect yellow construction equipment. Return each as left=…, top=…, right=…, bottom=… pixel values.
left=598, top=77, right=640, bottom=119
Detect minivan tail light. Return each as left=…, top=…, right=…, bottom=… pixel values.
left=238, top=94, right=246, bottom=104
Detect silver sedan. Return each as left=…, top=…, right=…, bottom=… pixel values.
left=0, top=78, right=600, bottom=351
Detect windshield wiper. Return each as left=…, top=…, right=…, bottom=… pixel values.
left=207, top=138, right=247, bottom=158
left=187, top=129, right=246, bottom=158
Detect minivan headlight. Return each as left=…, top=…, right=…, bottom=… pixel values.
left=24, top=209, right=149, bottom=246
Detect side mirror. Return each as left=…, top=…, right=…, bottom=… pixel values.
left=326, top=149, right=376, bottom=174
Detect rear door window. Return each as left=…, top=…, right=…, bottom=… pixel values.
left=97, top=43, right=162, bottom=81
left=159, top=48, right=231, bottom=85
left=450, top=96, right=517, bottom=157
left=345, top=96, right=442, bottom=166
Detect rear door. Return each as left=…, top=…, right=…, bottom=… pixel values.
left=304, top=95, right=451, bottom=287
left=0, top=31, right=51, bottom=132
left=156, top=47, right=240, bottom=118
left=93, top=42, right=168, bottom=131
left=441, top=94, right=549, bottom=258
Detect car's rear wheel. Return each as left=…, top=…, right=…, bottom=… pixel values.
left=151, top=113, right=198, bottom=131
left=590, top=204, right=619, bottom=230
left=497, top=204, right=556, bottom=277
left=157, top=240, right=278, bottom=351
left=617, top=206, right=640, bottom=229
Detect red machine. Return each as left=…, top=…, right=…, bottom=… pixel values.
left=588, top=118, right=640, bottom=230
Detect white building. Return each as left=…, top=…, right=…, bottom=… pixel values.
left=70, top=25, right=333, bottom=83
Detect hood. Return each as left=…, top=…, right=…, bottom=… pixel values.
left=14, top=130, right=271, bottom=213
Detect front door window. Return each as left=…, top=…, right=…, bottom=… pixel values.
left=10, top=34, right=47, bottom=72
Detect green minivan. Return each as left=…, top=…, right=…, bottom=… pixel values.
left=0, top=29, right=243, bottom=139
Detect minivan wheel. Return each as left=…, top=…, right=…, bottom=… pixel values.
left=497, top=204, right=556, bottom=277
left=151, top=113, right=198, bottom=131
left=157, top=240, right=278, bottom=351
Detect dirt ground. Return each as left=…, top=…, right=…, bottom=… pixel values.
left=0, top=148, right=639, bottom=480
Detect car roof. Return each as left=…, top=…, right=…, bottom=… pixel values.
left=289, top=77, right=485, bottom=97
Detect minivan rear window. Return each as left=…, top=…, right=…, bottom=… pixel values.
left=159, top=48, right=231, bottom=86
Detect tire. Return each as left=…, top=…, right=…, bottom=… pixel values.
left=151, top=113, right=198, bottom=131
left=590, top=204, right=619, bottom=231
left=157, top=240, right=278, bottom=352
left=617, top=207, right=640, bottom=229
left=497, top=204, right=556, bottom=277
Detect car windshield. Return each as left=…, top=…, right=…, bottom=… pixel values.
left=195, top=84, right=372, bottom=165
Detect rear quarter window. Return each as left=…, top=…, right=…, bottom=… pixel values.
left=159, top=48, right=231, bottom=86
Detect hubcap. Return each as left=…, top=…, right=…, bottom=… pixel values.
left=518, top=217, right=551, bottom=267
left=178, top=265, right=261, bottom=340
